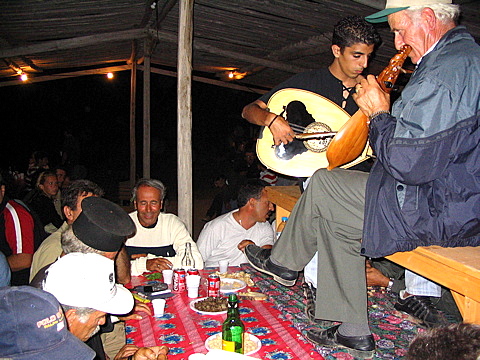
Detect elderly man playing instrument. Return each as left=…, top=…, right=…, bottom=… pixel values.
left=244, top=0, right=480, bottom=357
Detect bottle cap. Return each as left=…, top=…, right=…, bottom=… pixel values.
left=281, top=217, right=288, bottom=221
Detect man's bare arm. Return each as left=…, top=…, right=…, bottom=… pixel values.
left=115, top=246, right=131, bottom=285
left=7, top=253, right=33, bottom=272
left=242, top=100, right=294, bottom=145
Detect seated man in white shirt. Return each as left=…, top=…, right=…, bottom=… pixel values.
left=197, top=182, right=274, bottom=268
left=125, top=178, right=204, bottom=275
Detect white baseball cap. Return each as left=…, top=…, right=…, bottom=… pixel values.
left=43, top=253, right=134, bottom=315
left=365, top=0, right=452, bottom=23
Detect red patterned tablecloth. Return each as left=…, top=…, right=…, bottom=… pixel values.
left=126, top=268, right=323, bottom=359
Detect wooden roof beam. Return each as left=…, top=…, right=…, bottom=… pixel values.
left=237, top=32, right=332, bottom=78
left=350, top=0, right=384, bottom=10
left=148, top=29, right=309, bottom=74
left=0, top=28, right=147, bottom=59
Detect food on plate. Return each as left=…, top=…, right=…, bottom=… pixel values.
left=213, top=271, right=254, bottom=286
left=193, top=297, right=228, bottom=312
left=237, top=291, right=267, bottom=301
left=207, top=333, right=258, bottom=354
left=220, top=279, right=244, bottom=289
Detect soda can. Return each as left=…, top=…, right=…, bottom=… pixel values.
left=207, top=274, right=220, bottom=297
left=173, top=268, right=186, bottom=292
left=187, top=268, right=199, bottom=276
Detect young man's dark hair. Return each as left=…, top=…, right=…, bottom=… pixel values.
left=61, top=180, right=104, bottom=210
left=236, top=183, right=265, bottom=208
left=332, top=15, right=381, bottom=50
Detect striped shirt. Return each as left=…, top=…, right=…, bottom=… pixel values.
left=0, top=199, right=35, bottom=257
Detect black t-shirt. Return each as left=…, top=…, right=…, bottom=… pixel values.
left=259, top=68, right=358, bottom=116
left=258, top=68, right=373, bottom=174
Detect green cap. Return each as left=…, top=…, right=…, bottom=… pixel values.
left=365, top=0, right=452, bottom=23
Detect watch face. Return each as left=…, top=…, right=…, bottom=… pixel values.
left=387, top=279, right=394, bottom=291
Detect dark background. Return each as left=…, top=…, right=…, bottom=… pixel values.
left=0, top=71, right=260, bottom=198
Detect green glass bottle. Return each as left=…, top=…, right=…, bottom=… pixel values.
left=221, top=294, right=245, bottom=354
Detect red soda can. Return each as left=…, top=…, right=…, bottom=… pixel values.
left=207, top=274, right=220, bottom=297
left=187, top=268, right=199, bottom=276
left=173, top=268, right=186, bottom=292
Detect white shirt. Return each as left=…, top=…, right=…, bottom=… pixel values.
left=197, top=210, right=274, bottom=267
left=126, top=211, right=204, bottom=275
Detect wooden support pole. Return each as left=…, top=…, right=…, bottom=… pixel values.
left=143, top=40, right=151, bottom=179
left=177, top=0, right=194, bottom=233
left=130, top=61, right=137, bottom=188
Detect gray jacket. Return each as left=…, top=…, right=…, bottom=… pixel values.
left=362, top=26, right=480, bottom=257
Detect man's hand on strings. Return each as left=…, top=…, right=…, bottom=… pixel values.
left=270, top=116, right=295, bottom=145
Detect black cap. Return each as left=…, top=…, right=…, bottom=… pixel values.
left=72, top=197, right=136, bottom=252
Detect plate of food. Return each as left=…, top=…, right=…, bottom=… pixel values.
left=205, top=332, right=261, bottom=356
left=190, top=297, right=228, bottom=315
left=220, top=278, right=246, bottom=293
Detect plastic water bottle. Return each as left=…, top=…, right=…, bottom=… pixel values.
left=276, top=216, right=288, bottom=240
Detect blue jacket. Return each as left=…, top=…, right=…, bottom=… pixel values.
left=362, top=26, right=480, bottom=258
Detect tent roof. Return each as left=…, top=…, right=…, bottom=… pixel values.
left=1, top=0, right=479, bottom=91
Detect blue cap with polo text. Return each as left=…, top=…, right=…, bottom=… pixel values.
left=0, top=286, right=95, bottom=360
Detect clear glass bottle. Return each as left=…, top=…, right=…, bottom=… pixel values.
left=181, top=242, right=195, bottom=268
left=222, top=294, right=244, bottom=353
left=276, top=216, right=288, bottom=240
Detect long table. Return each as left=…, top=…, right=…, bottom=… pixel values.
left=126, top=268, right=323, bottom=359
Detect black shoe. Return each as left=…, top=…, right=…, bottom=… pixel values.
left=305, top=325, right=375, bottom=359
left=394, top=295, right=450, bottom=328
left=302, top=282, right=334, bottom=326
left=244, top=245, right=298, bottom=286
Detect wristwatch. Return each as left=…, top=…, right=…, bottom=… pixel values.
left=386, top=278, right=394, bottom=292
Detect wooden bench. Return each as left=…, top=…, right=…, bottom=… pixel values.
left=266, top=185, right=480, bottom=324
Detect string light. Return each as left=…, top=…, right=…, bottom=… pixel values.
left=107, top=72, right=114, bottom=79
left=20, top=73, right=28, bottom=81
left=225, top=70, right=247, bottom=80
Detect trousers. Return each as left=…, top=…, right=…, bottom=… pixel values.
left=271, top=168, right=369, bottom=324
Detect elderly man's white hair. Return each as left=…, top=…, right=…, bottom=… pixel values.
left=407, top=3, right=460, bottom=24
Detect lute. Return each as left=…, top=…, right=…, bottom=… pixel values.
left=326, top=45, right=412, bottom=170
left=256, top=88, right=373, bottom=177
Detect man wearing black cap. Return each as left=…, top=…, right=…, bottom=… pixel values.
left=29, top=180, right=108, bottom=282
left=244, top=0, right=480, bottom=356
left=31, top=196, right=137, bottom=360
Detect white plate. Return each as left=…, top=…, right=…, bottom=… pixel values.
left=205, top=332, right=261, bottom=356
left=220, top=278, right=246, bottom=293
left=190, top=297, right=228, bottom=315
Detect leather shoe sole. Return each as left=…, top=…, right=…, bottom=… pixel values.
left=302, top=282, right=335, bottom=326
left=305, top=325, right=375, bottom=359
left=244, top=245, right=298, bottom=286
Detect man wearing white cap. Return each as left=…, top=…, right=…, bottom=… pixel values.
left=359, top=0, right=480, bottom=328
left=245, top=0, right=480, bottom=356
left=43, top=252, right=168, bottom=360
